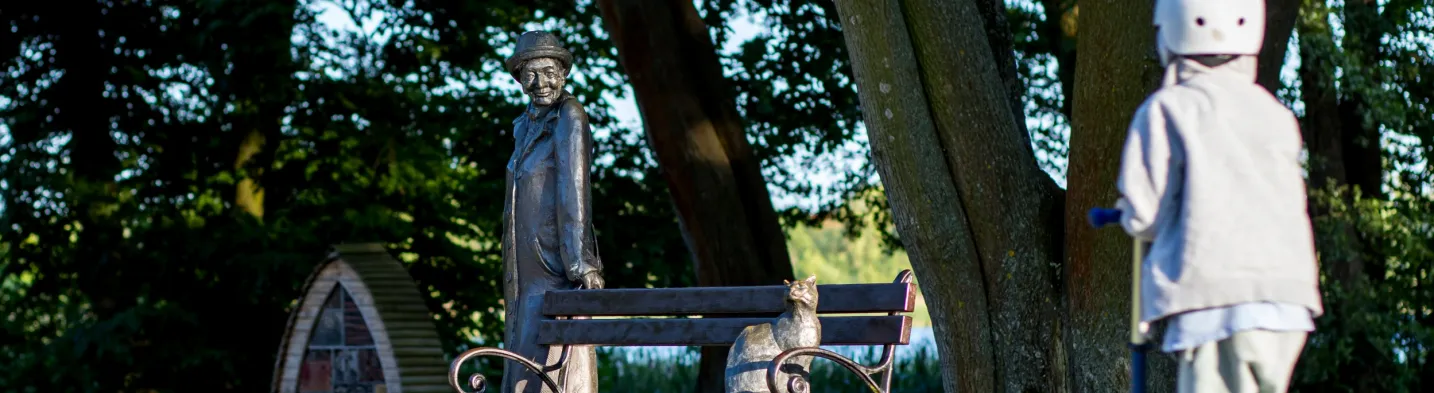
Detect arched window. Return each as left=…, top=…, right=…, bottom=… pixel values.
left=273, top=244, right=447, bottom=393
left=298, top=285, right=386, bottom=393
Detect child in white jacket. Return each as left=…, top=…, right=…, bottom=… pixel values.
left=1102, top=1, right=1324, bottom=392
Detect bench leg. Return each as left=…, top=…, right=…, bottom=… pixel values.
left=448, top=345, right=570, bottom=393
left=765, top=343, right=898, bottom=393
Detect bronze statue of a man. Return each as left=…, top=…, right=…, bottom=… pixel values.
left=500, top=31, right=603, bottom=393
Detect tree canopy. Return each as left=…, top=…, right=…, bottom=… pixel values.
left=2, top=0, right=1430, bottom=392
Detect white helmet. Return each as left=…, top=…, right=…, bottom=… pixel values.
left=1154, top=0, right=1265, bottom=64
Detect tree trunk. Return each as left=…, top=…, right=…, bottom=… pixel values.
left=839, top=0, right=1305, bottom=392
left=235, top=130, right=268, bottom=219
left=1038, top=0, right=1079, bottom=120
left=223, top=0, right=298, bottom=222
left=595, top=1, right=796, bottom=391
left=1297, top=0, right=1377, bottom=285
left=1297, top=0, right=1385, bottom=199
left=58, top=2, right=126, bottom=388
left=1063, top=0, right=1175, bottom=392
left=61, top=0, right=123, bottom=319
left=827, top=1, right=995, bottom=391
left=1297, top=9, right=1348, bottom=193
left=1336, top=0, right=1386, bottom=200
left=900, top=0, right=1069, bottom=390
left=972, top=0, right=1033, bottom=147
left=1258, top=0, right=1302, bottom=93
left=1295, top=5, right=1393, bottom=390
left=833, top=0, right=1070, bottom=390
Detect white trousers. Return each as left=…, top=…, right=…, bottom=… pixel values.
left=1176, top=330, right=1307, bottom=393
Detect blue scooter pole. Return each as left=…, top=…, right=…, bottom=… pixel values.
left=1088, top=208, right=1148, bottom=393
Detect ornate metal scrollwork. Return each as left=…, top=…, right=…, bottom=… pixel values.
left=787, top=373, right=810, bottom=393
left=448, top=345, right=571, bottom=393
left=765, top=345, right=896, bottom=393
left=764, top=269, right=913, bottom=393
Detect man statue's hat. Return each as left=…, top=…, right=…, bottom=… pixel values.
left=506, top=31, right=573, bottom=78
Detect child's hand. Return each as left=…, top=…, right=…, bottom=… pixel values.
left=1088, top=208, right=1122, bottom=228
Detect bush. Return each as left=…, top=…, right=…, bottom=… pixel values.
left=1293, top=185, right=1433, bottom=392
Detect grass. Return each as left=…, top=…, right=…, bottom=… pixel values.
left=593, top=345, right=945, bottom=392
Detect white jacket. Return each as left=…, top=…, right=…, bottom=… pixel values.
left=1116, top=56, right=1324, bottom=323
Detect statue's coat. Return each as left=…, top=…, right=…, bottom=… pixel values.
left=501, top=91, right=601, bottom=393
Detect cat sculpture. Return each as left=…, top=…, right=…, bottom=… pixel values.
left=724, top=275, right=821, bottom=393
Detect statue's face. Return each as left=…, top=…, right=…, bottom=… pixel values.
left=519, top=58, right=566, bottom=106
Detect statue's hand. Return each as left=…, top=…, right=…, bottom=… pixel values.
left=580, top=272, right=605, bottom=290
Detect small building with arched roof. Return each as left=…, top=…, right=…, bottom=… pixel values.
left=271, top=243, right=449, bottom=393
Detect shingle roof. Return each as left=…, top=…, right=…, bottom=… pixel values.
left=271, top=243, right=450, bottom=393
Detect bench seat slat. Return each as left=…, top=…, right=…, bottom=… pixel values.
left=536, top=316, right=911, bottom=346
left=540, top=283, right=915, bottom=316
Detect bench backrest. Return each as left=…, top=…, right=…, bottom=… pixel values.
left=536, top=270, right=916, bottom=347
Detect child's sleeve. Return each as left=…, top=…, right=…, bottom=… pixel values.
left=1116, top=97, right=1186, bottom=241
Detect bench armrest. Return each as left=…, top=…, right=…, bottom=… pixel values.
left=766, top=344, right=900, bottom=393
left=449, top=346, right=569, bottom=393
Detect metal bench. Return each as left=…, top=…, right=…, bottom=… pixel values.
left=448, top=270, right=916, bottom=393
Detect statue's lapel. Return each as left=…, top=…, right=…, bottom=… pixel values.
left=510, top=94, right=569, bottom=173
left=507, top=116, right=527, bottom=173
